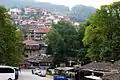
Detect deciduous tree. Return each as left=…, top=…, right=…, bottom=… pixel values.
left=83, top=1, right=120, bottom=61
left=0, top=5, right=24, bottom=66
left=45, top=22, right=88, bottom=66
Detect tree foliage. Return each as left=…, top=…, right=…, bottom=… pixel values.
left=83, top=1, right=120, bottom=61
left=45, top=22, right=87, bottom=66
left=0, top=5, right=24, bottom=66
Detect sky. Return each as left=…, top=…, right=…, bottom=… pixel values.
left=36, top=0, right=119, bottom=8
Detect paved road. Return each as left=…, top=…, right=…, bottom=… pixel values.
left=18, top=69, right=53, bottom=80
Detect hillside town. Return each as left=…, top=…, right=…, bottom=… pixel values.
left=9, top=7, right=78, bottom=68
left=1, top=0, right=120, bottom=80
left=7, top=7, right=80, bottom=80
left=8, top=7, right=120, bottom=80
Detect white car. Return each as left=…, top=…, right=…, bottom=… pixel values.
left=37, top=70, right=46, bottom=77
left=33, top=69, right=40, bottom=74
left=0, top=65, right=15, bottom=80
left=49, top=69, right=55, bottom=74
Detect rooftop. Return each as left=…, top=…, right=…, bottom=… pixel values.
left=103, top=73, right=120, bottom=80
left=29, top=26, right=50, bottom=33
left=23, top=40, right=40, bottom=45
left=81, top=61, right=112, bottom=71
left=26, top=55, right=52, bottom=63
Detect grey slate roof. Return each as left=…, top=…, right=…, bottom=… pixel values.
left=26, top=55, right=52, bottom=63
left=81, top=61, right=112, bottom=71
left=103, top=73, right=120, bottom=80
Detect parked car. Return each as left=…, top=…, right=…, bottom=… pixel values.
left=37, top=71, right=42, bottom=76
left=48, top=69, right=55, bottom=75
left=37, top=70, right=46, bottom=77
left=0, top=65, right=16, bottom=80
left=33, top=69, right=40, bottom=75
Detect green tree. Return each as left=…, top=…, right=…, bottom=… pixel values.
left=83, top=1, right=120, bottom=61
left=45, top=21, right=88, bottom=67
left=0, top=5, right=24, bottom=66
left=76, top=24, right=91, bottom=65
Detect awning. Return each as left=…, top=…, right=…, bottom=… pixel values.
left=55, top=67, right=74, bottom=71
left=85, top=75, right=102, bottom=80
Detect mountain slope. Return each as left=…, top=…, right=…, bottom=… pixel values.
left=69, top=5, right=96, bottom=22
left=0, top=0, right=69, bottom=14
left=0, top=0, right=96, bottom=22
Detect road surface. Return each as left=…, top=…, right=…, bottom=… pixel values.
left=18, top=69, right=53, bottom=80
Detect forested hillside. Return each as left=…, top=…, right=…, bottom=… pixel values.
left=0, top=0, right=96, bottom=22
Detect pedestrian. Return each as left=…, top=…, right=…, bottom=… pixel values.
left=32, top=69, right=34, bottom=74
left=19, top=67, right=21, bottom=73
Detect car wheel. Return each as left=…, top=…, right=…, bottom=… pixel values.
left=8, top=78, right=12, bottom=80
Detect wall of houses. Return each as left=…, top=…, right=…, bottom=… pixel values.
left=24, top=44, right=47, bottom=58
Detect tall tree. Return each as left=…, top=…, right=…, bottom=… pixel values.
left=76, top=24, right=91, bottom=65
left=0, top=5, right=24, bottom=66
left=83, top=1, right=120, bottom=61
left=45, top=21, right=88, bottom=67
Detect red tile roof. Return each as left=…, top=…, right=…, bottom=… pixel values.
left=38, top=18, right=44, bottom=20
left=29, top=26, right=50, bottom=33
left=60, top=19, right=72, bottom=23
left=23, top=40, right=40, bottom=44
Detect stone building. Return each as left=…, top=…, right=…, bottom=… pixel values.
left=74, top=61, right=120, bottom=80
left=26, top=54, right=52, bottom=67
left=23, top=40, right=41, bottom=58
left=24, top=26, right=50, bottom=42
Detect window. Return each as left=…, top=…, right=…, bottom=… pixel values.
left=0, top=68, right=14, bottom=73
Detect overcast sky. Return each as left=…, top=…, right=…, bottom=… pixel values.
left=35, top=0, right=119, bottom=8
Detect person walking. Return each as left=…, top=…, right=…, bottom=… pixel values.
left=19, top=67, right=21, bottom=73
left=32, top=69, right=34, bottom=74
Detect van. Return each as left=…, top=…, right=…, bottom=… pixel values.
left=0, top=66, right=15, bottom=80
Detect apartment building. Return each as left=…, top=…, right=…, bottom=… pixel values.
left=25, top=26, right=50, bottom=41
